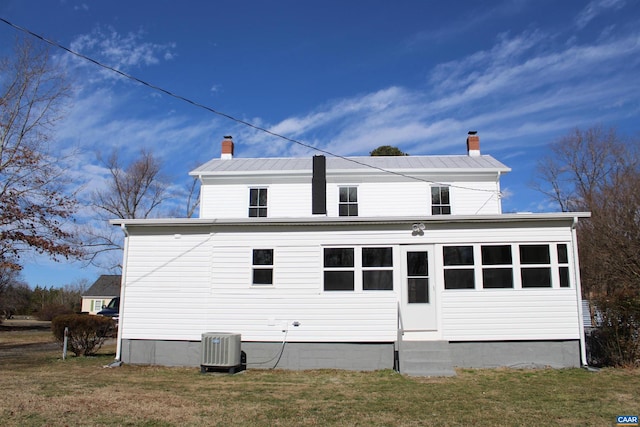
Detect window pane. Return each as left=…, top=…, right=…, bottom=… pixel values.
left=324, top=271, right=354, bottom=291
left=324, top=248, right=354, bottom=267
left=482, top=268, right=513, bottom=288
left=339, top=204, right=349, bottom=216
left=557, top=244, right=568, bottom=264
left=443, top=246, right=474, bottom=266
left=559, top=266, right=570, bottom=288
left=408, top=278, right=429, bottom=303
left=441, top=206, right=451, bottom=215
left=348, top=204, right=358, bottom=216
left=339, top=187, right=348, bottom=202
left=258, top=189, right=267, bottom=206
left=249, top=188, right=258, bottom=206
left=253, top=249, right=273, bottom=266
left=431, top=187, right=441, bottom=204
left=407, top=252, right=428, bottom=276
left=362, top=248, right=392, bottom=267
left=521, top=267, right=551, bottom=287
left=363, top=271, right=393, bottom=290
left=249, top=207, right=258, bottom=217
left=519, top=245, right=550, bottom=264
left=349, top=187, right=357, bottom=202
left=444, top=269, right=475, bottom=289
left=440, top=187, right=450, bottom=204
left=481, top=245, right=512, bottom=265
left=253, top=269, right=273, bottom=285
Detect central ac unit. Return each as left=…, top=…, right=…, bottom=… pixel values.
left=201, top=332, right=242, bottom=373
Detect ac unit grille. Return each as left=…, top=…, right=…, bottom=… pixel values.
left=201, top=332, right=241, bottom=367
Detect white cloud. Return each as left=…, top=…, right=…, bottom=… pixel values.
left=575, top=0, right=626, bottom=29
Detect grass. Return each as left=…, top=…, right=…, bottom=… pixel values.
left=1, top=325, right=639, bottom=426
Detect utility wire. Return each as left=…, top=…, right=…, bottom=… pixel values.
left=0, top=16, right=500, bottom=195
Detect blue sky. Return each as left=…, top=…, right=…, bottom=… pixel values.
left=1, top=0, right=639, bottom=288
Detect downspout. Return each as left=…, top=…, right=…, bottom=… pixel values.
left=496, top=171, right=503, bottom=213
left=571, top=216, right=589, bottom=367
left=115, top=223, right=130, bottom=362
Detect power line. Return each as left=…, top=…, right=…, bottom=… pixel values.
left=0, top=16, right=500, bottom=195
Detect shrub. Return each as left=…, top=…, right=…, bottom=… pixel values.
left=36, top=303, right=73, bottom=321
left=51, top=314, right=115, bottom=356
left=586, top=298, right=640, bottom=368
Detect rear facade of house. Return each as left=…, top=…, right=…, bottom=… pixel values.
left=112, top=133, right=588, bottom=375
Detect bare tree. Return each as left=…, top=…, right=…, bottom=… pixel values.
left=84, top=149, right=169, bottom=268
left=0, top=38, right=81, bottom=272
left=533, top=126, right=640, bottom=366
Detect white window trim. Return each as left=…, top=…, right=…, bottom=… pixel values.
left=322, top=245, right=396, bottom=292
left=250, top=248, right=275, bottom=288
left=248, top=186, right=269, bottom=218
left=441, top=242, right=573, bottom=291
left=337, top=185, right=359, bottom=217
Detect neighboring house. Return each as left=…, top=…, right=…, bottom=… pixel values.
left=81, top=275, right=121, bottom=315
left=111, top=133, right=590, bottom=376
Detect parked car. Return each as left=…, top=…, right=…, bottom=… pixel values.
left=97, top=297, right=120, bottom=319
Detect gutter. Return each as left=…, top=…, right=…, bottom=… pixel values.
left=114, top=224, right=130, bottom=363
left=571, top=216, right=589, bottom=367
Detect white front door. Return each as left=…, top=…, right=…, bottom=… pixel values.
left=400, top=245, right=437, bottom=331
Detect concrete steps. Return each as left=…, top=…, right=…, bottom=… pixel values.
left=399, top=341, right=456, bottom=377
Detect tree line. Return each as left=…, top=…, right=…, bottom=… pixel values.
left=1, top=271, right=87, bottom=320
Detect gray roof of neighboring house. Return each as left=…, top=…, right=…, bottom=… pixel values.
left=190, top=155, right=510, bottom=175
left=83, top=275, right=121, bottom=297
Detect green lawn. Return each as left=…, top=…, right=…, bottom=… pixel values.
left=0, top=326, right=638, bottom=426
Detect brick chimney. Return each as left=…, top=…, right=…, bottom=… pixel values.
left=466, top=131, right=480, bottom=157
left=221, top=135, right=234, bottom=159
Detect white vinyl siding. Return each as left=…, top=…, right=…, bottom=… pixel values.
left=118, top=220, right=580, bottom=343
left=442, top=290, right=580, bottom=340
left=199, top=180, right=501, bottom=219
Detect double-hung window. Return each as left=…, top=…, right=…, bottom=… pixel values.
left=249, top=188, right=267, bottom=217
left=520, top=245, right=551, bottom=288
left=252, top=249, right=274, bottom=285
left=431, top=186, right=451, bottom=215
left=339, top=186, right=358, bottom=216
left=443, top=246, right=475, bottom=289
left=324, top=248, right=355, bottom=291
left=481, top=245, right=514, bottom=288
left=362, top=247, right=393, bottom=290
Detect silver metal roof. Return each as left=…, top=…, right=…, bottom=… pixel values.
left=190, top=155, right=510, bottom=176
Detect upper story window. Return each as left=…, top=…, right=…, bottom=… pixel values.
left=339, top=186, right=358, bottom=216
left=431, top=186, right=451, bottom=215
left=249, top=188, right=267, bottom=217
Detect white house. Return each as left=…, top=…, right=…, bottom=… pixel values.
left=81, top=275, right=121, bottom=315
left=111, top=133, right=589, bottom=376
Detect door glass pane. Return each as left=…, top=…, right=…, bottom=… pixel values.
left=408, top=278, right=429, bottom=303
left=407, top=252, right=428, bottom=276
